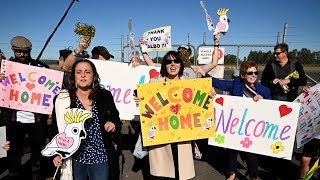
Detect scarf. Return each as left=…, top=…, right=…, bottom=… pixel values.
left=244, top=84, right=257, bottom=98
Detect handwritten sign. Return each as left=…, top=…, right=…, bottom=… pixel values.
left=137, top=78, right=215, bottom=146
left=208, top=95, right=300, bottom=160
left=89, top=60, right=160, bottom=120
left=0, top=60, right=63, bottom=114
left=294, top=83, right=320, bottom=148
left=141, top=26, right=172, bottom=52
left=198, top=47, right=225, bottom=65
left=42, top=108, right=91, bottom=159
left=0, top=126, right=6, bottom=158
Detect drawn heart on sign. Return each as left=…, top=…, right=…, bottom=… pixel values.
left=304, top=92, right=309, bottom=98
left=149, top=69, right=160, bottom=79
left=215, top=97, right=224, bottom=106
left=170, top=104, right=181, bottom=114
left=26, top=83, right=35, bottom=91
left=56, top=133, right=74, bottom=149
left=279, top=104, right=292, bottom=118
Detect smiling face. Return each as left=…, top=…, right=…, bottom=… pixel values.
left=74, top=62, right=94, bottom=89
left=160, top=51, right=184, bottom=80
left=241, top=66, right=258, bottom=85
left=273, top=43, right=289, bottom=65
left=239, top=61, right=259, bottom=86
left=165, top=55, right=182, bottom=79
left=274, top=48, right=287, bottom=62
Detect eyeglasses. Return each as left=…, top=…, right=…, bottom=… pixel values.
left=245, top=71, right=259, bottom=75
left=165, top=58, right=182, bottom=65
left=274, top=51, right=284, bottom=56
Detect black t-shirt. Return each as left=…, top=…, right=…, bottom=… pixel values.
left=273, top=61, right=292, bottom=95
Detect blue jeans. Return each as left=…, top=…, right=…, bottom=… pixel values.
left=73, top=160, right=108, bottom=180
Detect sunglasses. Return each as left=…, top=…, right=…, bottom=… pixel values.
left=14, top=50, right=30, bottom=54
left=165, top=58, right=182, bottom=65
left=245, top=71, right=259, bottom=75
left=274, top=51, right=284, bottom=56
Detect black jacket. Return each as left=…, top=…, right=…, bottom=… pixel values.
left=261, top=59, right=307, bottom=102
left=50, top=89, right=122, bottom=180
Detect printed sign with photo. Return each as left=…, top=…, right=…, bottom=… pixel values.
left=294, top=83, right=320, bottom=148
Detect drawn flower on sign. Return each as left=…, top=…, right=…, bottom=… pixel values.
left=240, top=137, right=252, bottom=148
left=214, top=134, right=225, bottom=144
left=270, top=141, right=284, bottom=154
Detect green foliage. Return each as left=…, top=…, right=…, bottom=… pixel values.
left=224, top=54, right=237, bottom=64
left=246, top=48, right=320, bottom=64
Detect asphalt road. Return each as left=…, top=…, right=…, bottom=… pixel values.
left=1, top=120, right=313, bottom=180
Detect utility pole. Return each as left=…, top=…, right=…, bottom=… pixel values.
left=121, top=34, right=124, bottom=62
left=277, top=32, right=280, bottom=44
left=36, top=0, right=79, bottom=61
left=282, top=22, right=288, bottom=43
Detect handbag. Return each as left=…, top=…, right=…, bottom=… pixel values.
left=133, top=133, right=148, bottom=159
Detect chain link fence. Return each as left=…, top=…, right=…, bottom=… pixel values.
left=121, top=43, right=319, bottom=85
left=203, top=44, right=319, bottom=85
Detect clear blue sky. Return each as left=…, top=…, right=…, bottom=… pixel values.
left=1, top=0, right=319, bottom=60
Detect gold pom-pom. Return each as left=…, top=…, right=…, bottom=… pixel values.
left=74, top=22, right=96, bottom=47
left=74, top=22, right=96, bottom=37
left=179, top=49, right=191, bottom=67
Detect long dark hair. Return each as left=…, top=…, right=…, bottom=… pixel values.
left=67, top=59, right=101, bottom=107
left=160, top=51, right=184, bottom=77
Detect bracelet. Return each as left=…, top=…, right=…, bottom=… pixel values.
left=72, top=49, right=80, bottom=57
left=214, top=44, right=219, bottom=48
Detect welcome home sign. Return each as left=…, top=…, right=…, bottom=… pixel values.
left=0, top=60, right=63, bottom=114
left=138, top=78, right=215, bottom=146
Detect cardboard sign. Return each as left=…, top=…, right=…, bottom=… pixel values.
left=41, top=108, right=91, bottom=159
left=90, top=60, right=160, bottom=120
left=137, top=78, right=215, bottom=146
left=294, top=83, right=320, bottom=148
left=208, top=95, right=300, bottom=160
left=141, top=26, right=172, bottom=52
left=0, top=60, right=63, bottom=114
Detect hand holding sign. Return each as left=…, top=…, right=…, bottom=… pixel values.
left=200, top=1, right=230, bottom=35
left=141, top=26, right=172, bottom=52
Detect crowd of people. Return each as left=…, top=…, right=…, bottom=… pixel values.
left=0, top=32, right=317, bottom=180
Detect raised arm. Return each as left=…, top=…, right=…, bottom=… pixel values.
left=202, top=32, right=220, bottom=73
left=62, top=39, right=89, bottom=72
left=139, top=37, right=155, bottom=66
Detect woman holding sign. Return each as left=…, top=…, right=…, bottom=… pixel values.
left=192, top=61, right=271, bottom=180
left=140, top=50, right=194, bottom=179
left=50, top=59, right=122, bottom=180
